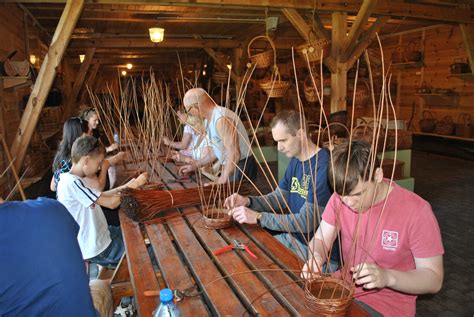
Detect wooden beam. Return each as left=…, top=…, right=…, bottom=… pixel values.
left=460, top=23, right=474, bottom=75
left=312, top=13, right=331, bottom=40
left=193, top=35, right=239, bottom=83
left=344, top=16, right=389, bottom=69
left=4, top=0, right=473, bottom=23
left=10, top=0, right=85, bottom=173
left=343, top=0, right=379, bottom=56
left=281, top=8, right=336, bottom=73
left=330, top=11, right=348, bottom=114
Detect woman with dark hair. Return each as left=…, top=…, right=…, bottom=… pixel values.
left=50, top=117, right=126, bottom=193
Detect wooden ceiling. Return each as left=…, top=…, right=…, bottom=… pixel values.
left=10, top=0, right=474, bottom=72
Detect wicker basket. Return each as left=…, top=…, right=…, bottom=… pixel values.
left=297, top=30, right=330, bottom=63
left=348, top=80, right=370, bottom=109
left=213, top=71, right=228, bottom=84
left=304, top=277, right=354, bottom=316
left=455, top=113, right=472, bottom=138
left=304, top=74, right=320, bottom=103
left=259, top=67, right=290, bottom=98
left=435, top=116, right=455, bottom=135
left=247, top=35, right=276, bottom=69
left=419, top=110, right=436, bottom=133
left=203, top=208, right=233, bottom=230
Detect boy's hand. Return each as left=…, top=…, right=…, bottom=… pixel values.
left=223, top=193, right=249, bottom=209
left=351, top=262, right=391, bottom=290
left=162, top=136, right=171, bottom=146
left=134, top=172, right=148, bottom=187
left=108, top=142, right=119, bottom=152
left=301, top=257, right=323, bottom=280
left=178, top=164, right=195, bottom=175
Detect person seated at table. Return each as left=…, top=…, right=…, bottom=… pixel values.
left=57, top=135, right=147, bottom=268
left=178, top=88, right=257, bottom=184
left=0, top=196, right=113, bottom=317
left=224, top=110, right=334, bottom=266
left=163, top=110, right=213, bottom=163
left=51, top=117, right=127, bottom=193
left=301, top=140, right=444, bottom=316
left=80, top=107, right=118, bottom=153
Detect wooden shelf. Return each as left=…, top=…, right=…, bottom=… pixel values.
left=0, top=76, right=32, bottom=89
left=414, top=92, right=459, bottom=106
left=449, top=73, right=474, bottom=79
left=392, top=61, right=424, bottom=68
left=413, top=132, right=474, bottom=142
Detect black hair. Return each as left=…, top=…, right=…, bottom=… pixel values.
left=52, top=117, right=88, bottom=171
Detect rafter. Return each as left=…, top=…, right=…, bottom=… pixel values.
left=343, top=0, right=379, bottom=56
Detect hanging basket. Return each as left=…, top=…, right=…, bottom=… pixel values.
left=259, top=67, right=290, bottom=98
left=348, top=80, right=370, bottom=109
left=247, top=35, right=276, bottom=69
left=212, top=71, right=228, bottom=84
left=304, top=74, right=320, bottom=103
left=304, top=277, right=354, bottom=316
left=297, top=30, right=330, bottom=63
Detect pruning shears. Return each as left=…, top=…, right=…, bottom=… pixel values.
left=214, top=239, right=257, bottom=259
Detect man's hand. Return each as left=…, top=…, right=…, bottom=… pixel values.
left=228, top=206, right=258, bottom=224
left=351, top=262, right=391, bottom=290
left=178, top=163, right=196, bottom=175
left=301, top=256, right=324, bottom=280
left=224, top=193, right=249, bottom=209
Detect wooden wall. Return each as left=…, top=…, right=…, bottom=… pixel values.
left=380, top=25, right=474, bottom=133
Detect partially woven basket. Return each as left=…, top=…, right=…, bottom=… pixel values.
left=259, top=67, right=290, bottom=98
left=203, top=208, right=233, bottom=230
left=304, top=277, right=354, bottom=316
left=247, top=35, right=275, bottom=69
left=297, top=31, right=330, bottom=63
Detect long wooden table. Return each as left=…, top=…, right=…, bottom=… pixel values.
left=112, top=161, right=373, bottom=316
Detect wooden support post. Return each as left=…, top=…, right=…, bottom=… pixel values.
left=330, top=11, right=348, bottom=114
left=282, top=8, right=336, bottom=73
left=343, top=0, right=379, bottom=55
left=63, top=47, right=96, bottom=120
left=9, top=0, right=85, bottom=173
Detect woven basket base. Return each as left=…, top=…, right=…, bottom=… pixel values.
left=203, top=208, right=233, bottom=230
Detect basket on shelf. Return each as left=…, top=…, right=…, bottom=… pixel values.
left=419, top=110, right=436, bottom=133
left=259, top=66, right=290, bottom=98
left=435, top=116, right=455, bottom=135
left=247, top=35, right=275, bottom=69
left=455, top=113, right=473, bottom=138
left=450, top=58, right=470, bottom=74
left=404, top=41, right=422, bottom=63
left=296, top=30, right=330, bottom=63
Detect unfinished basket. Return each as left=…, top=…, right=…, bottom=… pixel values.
left=259, top=67, right=290, bottom=98
left=247, top=35, right=276, bottom=69
left=203, top=208, right=233, bottom=230
left=297, top=31, right=330, bottom=63
left=304, top=277, right=354, bottom=316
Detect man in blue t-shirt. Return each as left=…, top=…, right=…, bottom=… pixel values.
left=0, top=197, right=99, bottom=317
left=224, top=110, right=333, bottom=261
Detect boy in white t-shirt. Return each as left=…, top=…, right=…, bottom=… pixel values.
left=57, top=135, right=147, bottom=268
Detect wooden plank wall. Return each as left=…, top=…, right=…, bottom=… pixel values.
left=380, top=25, right=474, bottom=132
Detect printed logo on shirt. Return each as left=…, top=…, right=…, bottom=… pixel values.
left=381, top=230, right=399, bottom=251
left=290, top=174, right=310, bottom=199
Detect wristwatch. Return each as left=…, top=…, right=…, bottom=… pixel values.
left=256, top=212, right=263, bottom=226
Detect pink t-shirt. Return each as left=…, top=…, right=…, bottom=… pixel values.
left=322, top=181, right=444, bottom=317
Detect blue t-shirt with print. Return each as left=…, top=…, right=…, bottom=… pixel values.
left=278, top=148, right=331, bottom=243
left=0, top=198, right=99, bottom=317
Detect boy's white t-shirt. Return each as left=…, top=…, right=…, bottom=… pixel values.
left=57, top=172, right=111, bottom=260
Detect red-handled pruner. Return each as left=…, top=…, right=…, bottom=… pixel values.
left=214, top=239, right=257, bottom=259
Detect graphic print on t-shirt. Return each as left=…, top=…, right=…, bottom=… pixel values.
left=381, top=230, right=399, bottom=251
left=290, top=174, right=310, bottom=199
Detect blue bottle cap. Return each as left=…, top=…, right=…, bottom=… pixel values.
left=160, top=288, right=173, bottom=302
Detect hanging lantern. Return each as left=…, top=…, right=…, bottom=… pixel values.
left=149, top=27, right=165, bottom=43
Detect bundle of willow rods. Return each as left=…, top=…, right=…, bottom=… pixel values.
left=121, top=184, right=252, bottom=222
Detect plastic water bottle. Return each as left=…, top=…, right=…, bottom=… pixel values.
left=152, top=288, right=180, bottom=317
left=113, top=131, right=120, bottom=145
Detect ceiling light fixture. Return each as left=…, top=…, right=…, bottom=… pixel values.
left=121, top=70, right=127, bottom=76
left=29, top=55, right=36, bottom=65
left=126, top=63, right=133, bottom=69
left=79, top=54, right=85, bottom=63
left=149, top=27, right=165, bottom=43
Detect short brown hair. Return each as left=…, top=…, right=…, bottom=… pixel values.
left=270, top=110, right=308, bottom=136
left=71, top=136, right=105, bottom=163
left=329, top=140, right=380, bottom=195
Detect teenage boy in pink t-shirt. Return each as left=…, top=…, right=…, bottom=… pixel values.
left=302, top=140, right=444, bottom=317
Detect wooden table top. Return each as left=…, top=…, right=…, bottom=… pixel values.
left=117, top=161, right=373, bottom=316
